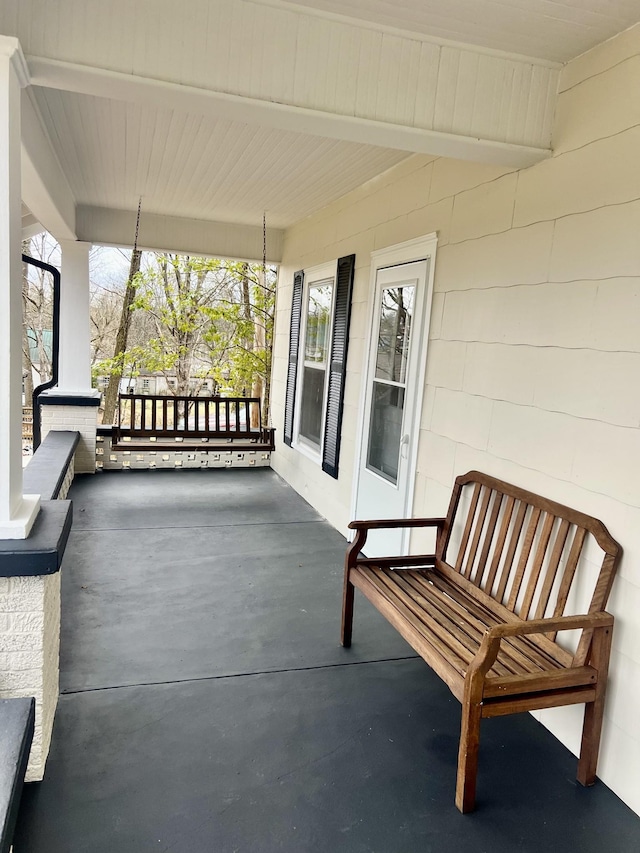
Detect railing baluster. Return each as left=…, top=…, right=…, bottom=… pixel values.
left=114, top=394, right=271, bottom=445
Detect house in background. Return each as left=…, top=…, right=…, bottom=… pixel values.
left=0, top=0, right=639, bottom=819
left=95, top=372, right=217, bottom=399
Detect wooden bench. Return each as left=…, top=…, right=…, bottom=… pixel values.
left=341, top=471, right=621, bottom=813
left=112, top=394, right=275, bottom=452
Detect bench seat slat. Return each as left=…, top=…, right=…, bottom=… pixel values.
left=365, top=567, right=513, bottom=678
left=357, top=565, right=572, bottom=686
left=424, top=572, right=569, bottom=674
left=398, top=571, right=527, bottom=676
left=392, top=571, right=517, bottom=677
left=434, top=561, right=574, bottom=668
left=402, top=572, right=551, bottom=677
left=351, top=567, right=465, bottom=700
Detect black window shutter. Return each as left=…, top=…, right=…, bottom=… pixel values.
left=322, top=254, right=355, bottom=478
left=283, top=269, right=304, bottom=446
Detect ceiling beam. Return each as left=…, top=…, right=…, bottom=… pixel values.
left=28, top=56, right=551, bottom=169
left=21, top=87, right=76, bottom=241
left=76, top=205, right=284, bottom=263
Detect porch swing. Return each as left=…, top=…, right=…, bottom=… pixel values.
left=110, top=209, right=275, bottom=456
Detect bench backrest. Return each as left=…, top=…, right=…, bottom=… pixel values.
left=437, top=472, right=621, bottom=659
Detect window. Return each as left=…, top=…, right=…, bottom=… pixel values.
left=298, top=272, right=334, bottom=451
left=142, top=378, right=151, bottom=392
left=284, top=255, right=355, bottom=479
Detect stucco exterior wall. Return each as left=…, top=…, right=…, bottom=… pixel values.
left=271, top=24, right=640, bottom=813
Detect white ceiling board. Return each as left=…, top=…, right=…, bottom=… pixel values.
left=282, top=0, right=640, bottom=62
left=32, top=87, right=410, bottom=230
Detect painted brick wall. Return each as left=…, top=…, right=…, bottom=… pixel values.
left=41, top=404, right=97, bottom=473
left=0, top=572, right=61, bottom=780
left=271, top=23, right=640, bottom=813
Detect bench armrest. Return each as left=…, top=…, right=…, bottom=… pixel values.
left=348, top=517, right=447, bottom=531
left=486, top=611, right=614, bottom=639
left=466, top=611, right=615, bottom=687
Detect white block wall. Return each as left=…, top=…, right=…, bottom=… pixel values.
left=41, top=404, right=98, bottom=473
left=271, top=23, right=640, bottom=814
left=0, top=572, right=61, bottom=781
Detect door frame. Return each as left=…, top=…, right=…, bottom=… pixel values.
left=350, top=233, right=438, bottom=549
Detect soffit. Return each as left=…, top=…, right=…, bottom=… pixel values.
left=6, top=1, right=636, bottom=249
left=32, top=87, right=409, bottom=230
left=284, top=0, right=640, bottom=63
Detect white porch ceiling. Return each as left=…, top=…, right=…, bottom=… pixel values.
left=31, top=88, right=408, bottom=231
left=289, top=0, right=640, bottom=63
left=2, top=1, right=637, bottom=259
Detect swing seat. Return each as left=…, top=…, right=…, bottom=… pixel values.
left=111, top=394, right=275, bottom=452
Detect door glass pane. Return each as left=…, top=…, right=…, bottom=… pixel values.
left=304, top=281, right=333, bottom=364
left=299, top=366, right=325, bottom=446
left=366, top=384, right=405, bottom=484
left=375, top=285, right=414, bottom=383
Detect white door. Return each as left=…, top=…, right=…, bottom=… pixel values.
left=354, top=256, right=432, bottom=556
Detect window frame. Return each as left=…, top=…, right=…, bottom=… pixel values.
left=292, top=261, right=338, bottom=461
left=283, top=254, right=355, bottom=479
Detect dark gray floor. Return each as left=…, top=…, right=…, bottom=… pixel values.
left=15, top=469, right=640, bottom=852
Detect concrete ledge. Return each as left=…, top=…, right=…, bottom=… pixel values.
left=0, top=502, right=72, bottom=577
left=23, top=432, right=79, bottom=501
left=0, top=698, right=35, bottom=853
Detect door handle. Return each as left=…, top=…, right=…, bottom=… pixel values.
left=400, top=434, right=410, bottom=459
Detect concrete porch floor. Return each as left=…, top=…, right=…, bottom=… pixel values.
left=14, top=468, right=640, bottom=852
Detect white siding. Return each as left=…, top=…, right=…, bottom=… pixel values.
left=271, top=23, right=640, bottom=814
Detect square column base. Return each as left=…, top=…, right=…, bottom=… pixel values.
left=0, top=495, right=40, bottom=539
left=39, top=391, right=100, bottom=473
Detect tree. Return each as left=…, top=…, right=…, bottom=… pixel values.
left=101, top=249, right=142, bottom=424
left=205, top=261, right=275, bottom=424
left=94, top=250, right=277, bottom=424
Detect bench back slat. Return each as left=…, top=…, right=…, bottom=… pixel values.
left=484, top=494, right=515, bottom=594
left=520, top=510, right=555, bottom=619
left=506, top=505, right=542, bottom=611
left=495, top=499, right=527, bottom=601
left=535, top=518, right=571, bottom=620
left=455, top=481, right=481, bottom=573
left=438, top=472, right=621, bottom=666
left=464, top=485, right=491, bottom=580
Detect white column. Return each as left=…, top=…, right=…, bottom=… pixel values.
left=58, top=239, right=92, bottom=392
left=0, top=38, right=39, bottom=539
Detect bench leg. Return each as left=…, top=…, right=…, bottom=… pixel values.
left=577, top=625, right=613, bottom=786
left=456, top=699, right=482, bottom=813
left=341, top=574, right=354, bottom=647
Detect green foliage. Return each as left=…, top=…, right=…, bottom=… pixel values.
left=105, top=252, right=276, bottom=413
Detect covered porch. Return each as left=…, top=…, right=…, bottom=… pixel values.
left=13, top=468, right=640, bottom=851
left=1, top=0, right=640, bottom=843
